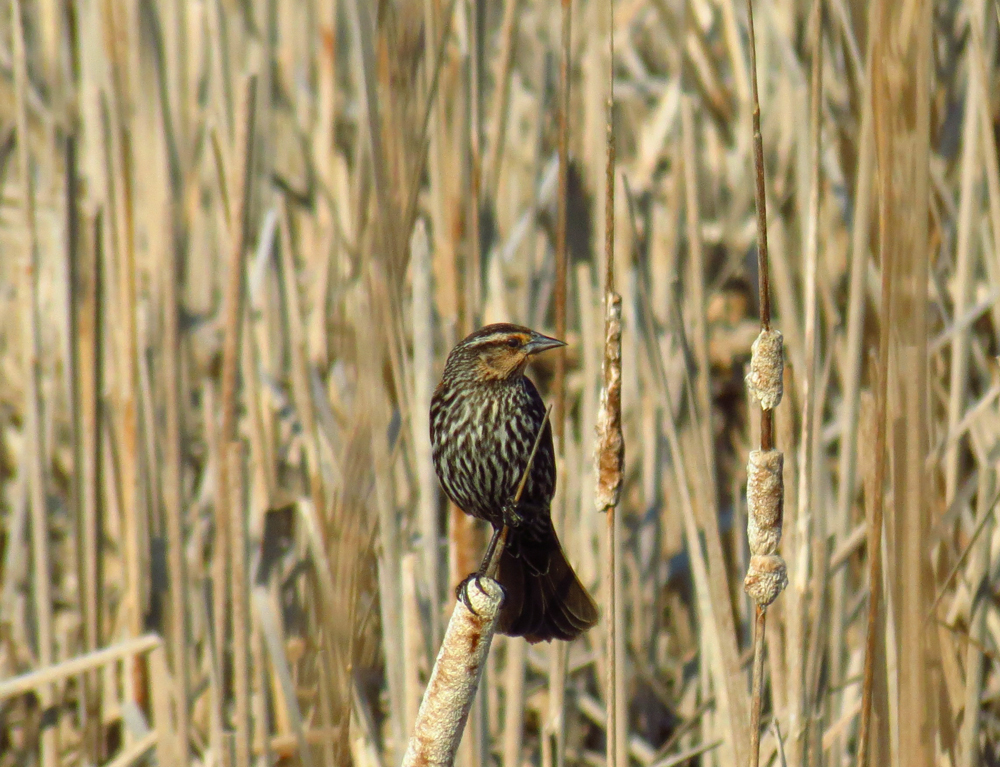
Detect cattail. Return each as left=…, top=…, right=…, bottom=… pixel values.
left=744, top=331, right=788, bottom=607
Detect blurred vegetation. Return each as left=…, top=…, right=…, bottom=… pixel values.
left=0, top=0, right=998, bottom=765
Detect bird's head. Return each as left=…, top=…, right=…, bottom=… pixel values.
left=447, top=323, right=566, bottom=382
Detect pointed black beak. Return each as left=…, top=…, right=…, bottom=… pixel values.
left=524, top=331, right=567, bottom=355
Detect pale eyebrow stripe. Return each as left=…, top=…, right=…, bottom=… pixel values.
left=466, top=333, right=507, bottom=348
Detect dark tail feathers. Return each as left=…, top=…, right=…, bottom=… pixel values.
left=495, top=526, right=599, bottom=643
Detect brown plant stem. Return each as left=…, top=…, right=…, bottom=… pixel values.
left=857, top=21, right=892, bottom=767
left=215, top=74, right=258, bottom=755
left=554, top=0, right=572, bottom=443
left=596, top=6, right=624, bottom=763
left=745, top=0, right=778, bottom=763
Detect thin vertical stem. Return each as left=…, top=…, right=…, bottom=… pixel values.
left=13, top=2, right=55, bottom=766
left=602, top=4, right=620, bottom=765
left=858, top=22, right=891, bottom=767
left=410, top=221, right=442, bottom=644
left=229, top=442, right=251, bottom=767
left=90, top=211, right=107, bottom=761
left=547, top=5, right=574, bottom=765
left=745, top=0, right=777, bottom=763
left=796, top=2, right=824, bottom=751
left=117, top=103, right=143, bottom=655
left=215, top=74, right=258, bottom=759
left=554, top=0, right=572, bottom=441
left=484, top=0, right=521, bottom=201
left=544, top=5, right=574, bottom=766
left=103, top=0, right=147, bottom=715
left=467, top=0, right=483, bottom=327
left=279, top=200, right=325, bottom=524
left=161, top=150, right=190, bottom=767
left=745, top=0, right=771, bottom=334
left=748, top=607, right=767, bottom=764
left=68, top=131, right=104, bottom=764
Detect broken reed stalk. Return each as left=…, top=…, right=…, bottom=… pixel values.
left=402, top=407, right=552, bottom=767
left=595, top=7, right=625, bottom=765
left=743, top=1, right=789, bottom=765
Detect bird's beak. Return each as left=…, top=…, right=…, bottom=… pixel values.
left=524, top=332, right=567, bottom=355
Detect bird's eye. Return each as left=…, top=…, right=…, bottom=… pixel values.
left=507, top=337, right=521, bottom=349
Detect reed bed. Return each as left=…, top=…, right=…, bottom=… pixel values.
left=0, top=0, right=997, bottom=765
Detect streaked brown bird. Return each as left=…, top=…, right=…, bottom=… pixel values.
left=430, top=323, right=599, bottom=643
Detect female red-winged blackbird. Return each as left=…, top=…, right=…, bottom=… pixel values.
left=430, top=323, right=599, bottom=643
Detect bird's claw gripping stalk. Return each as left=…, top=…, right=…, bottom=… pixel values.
left=456, top=572, right=505, bottom=617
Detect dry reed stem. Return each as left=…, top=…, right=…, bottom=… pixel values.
left=830, top=6, right=877, bottom=749
left=680, top=93, right=718, bottom=520
left=0, top=633, right=158, bottom=699
left=214, top=74, right=258, bottom=764
left=3, top=1, right=997, bottom=764
left=502, top=636, right=527, bottom=766
left=743, top=0, right=788, bottom=763
left=857, top=16, right=892, bottom=767
left=864, top=1, right=935, bottom=763
left=67, top=132, right=105, bottom=765
left=468, top=0, right=483, bottom=327
left=484, top=0, right=521, bottom=200
left=554, top=0, right=572, bottom=444
left=159, top=208, right=190, bottom=767
left=12, top=2, right=54, bottom=765
left=103, top=10, right=145, bottom=690
left=598, top=290, right=624, bottom=767
left=634, top=266, right=747, bottom=766
left=789, top=3, right=823, bottom=759
left=279, top=199, right=325, bottom=520
left=228, top=442, right=251, bottom=767
left=410, top=219, right=442, bottom=645
left=103, top=733, right=159, bottom=767
left=253, top=586, right=315, bottom=767
left=544, top=4, right=574, bottom=765
left=596, top=15, right=624, bottom=762
left=595, top=43, right=623, bottom=522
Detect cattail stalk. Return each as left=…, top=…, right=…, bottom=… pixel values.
left=595, top=8, right=625, bottom=763
left=402, top=578, right=504, bottom=767
left=743, top=0, right=790, bottom=764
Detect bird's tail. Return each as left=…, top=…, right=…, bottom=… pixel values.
left=496, top=523, right=599, bottom=643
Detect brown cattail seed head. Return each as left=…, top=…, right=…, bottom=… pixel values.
left=594, top=294, right=624, bottom=512
left=746, top=329, right=784, bottom=409
left=744, top=554, right=788, bottom=606
left=747, top=449, right=783, bottom=555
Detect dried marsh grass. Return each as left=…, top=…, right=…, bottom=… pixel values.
left=0, top=0, right=999, bottom=765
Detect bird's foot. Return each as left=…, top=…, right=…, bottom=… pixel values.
left=455, top=572, right=505, bottom=615
left=502, top=500, right=525, bottom=529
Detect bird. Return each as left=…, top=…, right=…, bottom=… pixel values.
left=430, top=323, right=599, bottom=643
